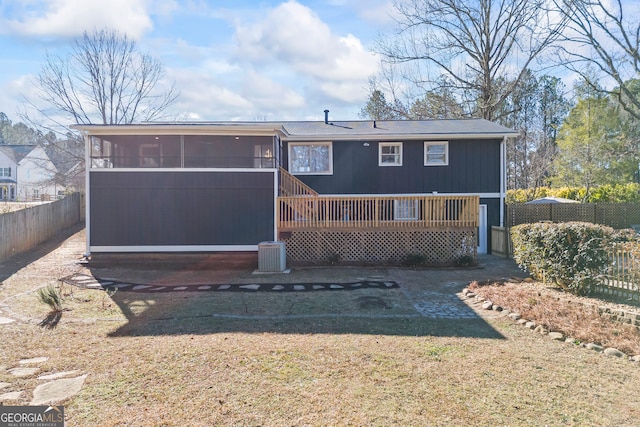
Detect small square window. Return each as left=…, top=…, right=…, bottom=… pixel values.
left=424, top=141, right=448, bottom=166
left=394, top=199, right=419, bottom=220
left=379, top=142, right=402, bottom=166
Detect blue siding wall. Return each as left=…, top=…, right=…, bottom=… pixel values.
left=286, top=138, right=501, bottom=195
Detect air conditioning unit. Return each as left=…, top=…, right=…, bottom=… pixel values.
left=258, top=241, right=286, bottom=272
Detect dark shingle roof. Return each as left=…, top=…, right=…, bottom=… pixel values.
left=281, top=119, right=518, bottom=139
left=73, top=118, right=520, bottom=140
left=0, top=145, right=37, bottom=163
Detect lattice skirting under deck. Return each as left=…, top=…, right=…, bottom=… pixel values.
left=281, top=229, right=477, bottom=264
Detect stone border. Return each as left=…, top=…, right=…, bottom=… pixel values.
left=460, top=287, right=640, bottom=364
left=59, top=273, right=400, bottom=293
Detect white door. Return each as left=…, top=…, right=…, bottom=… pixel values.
left=478, top=204, right=487, bottom=254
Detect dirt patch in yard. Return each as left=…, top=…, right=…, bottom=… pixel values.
left=469, top=280, right=640, bottom=355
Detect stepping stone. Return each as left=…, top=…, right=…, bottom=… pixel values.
left=8, top=367, right=39, bottom=377
left=384, top=282, right=396, bottom=287
left=313, top=285, right=325, bottom=290
left=239, top=284, right=260, bottom=291
left=151, top=287, right=166, bottom=291
left=272, top=285, right=285, bottom=291
left=30, top=375, right=87, bottom=406
left=173, top=286, right=188, bottom=291
left=19, top=357, right=49, bottom=365
left=329, top=284, right=344, bottom=289
left=218, top=285, right=231, bottom=290
left=1, top=391, right=23, bottom=401
left=132, top=285, right=151, bottom=290
left=37, top=370, right=82, bottom=381
left=0, top=317, right=15, bottom=325
left=198, top=286, right=211, bottom=290
left=293, top=285, right=305, bottom=291
left=0, top=382, right=10, bottom=390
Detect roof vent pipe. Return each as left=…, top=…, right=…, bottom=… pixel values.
left=324, top=109, right=329, bottom=124
left=373, top=120, right=377, bottom=128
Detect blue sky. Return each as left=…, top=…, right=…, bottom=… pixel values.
left=0, top=0, right=394, bottom=124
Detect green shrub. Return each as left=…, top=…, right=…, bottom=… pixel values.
left=454, top=255, right=476, bottom=267
left=511, top=222, right=614, bottom=295
left=403, top=253, right=426, bottom=267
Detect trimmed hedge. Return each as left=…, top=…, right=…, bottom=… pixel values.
left=510, top=222, right=615, bottom=295
left=507, top=183, right=640, bottom=204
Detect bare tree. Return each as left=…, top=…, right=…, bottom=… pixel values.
left=34, top=29, right=177, bottom=125
left=23, top=29, right=178, bottom=192
left=555, top=0, right=640, bottom=119
left=378, top=0, right=566, bottom=121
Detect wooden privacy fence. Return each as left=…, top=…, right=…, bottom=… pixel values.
left=278, top=195, right=479, bottom=231
left=0, top=193, right=82, bottom=261
left=507, top=202, right=640, bottom=229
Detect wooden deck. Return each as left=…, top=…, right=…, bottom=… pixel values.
left=278, top=194, right=479, bottom=231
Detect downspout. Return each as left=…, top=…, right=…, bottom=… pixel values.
left=500, top=137, right=506, bottom=227
left=83, top=131, right=91, bottom=257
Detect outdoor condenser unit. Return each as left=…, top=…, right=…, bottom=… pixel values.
left=258, top=241, right=287, bottom=272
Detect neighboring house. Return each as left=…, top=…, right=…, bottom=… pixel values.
left=0, top=145, right=61, bottom=201
left=73, top=117, right=518, bottom=262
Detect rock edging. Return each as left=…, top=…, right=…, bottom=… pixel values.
left=461, top=287, right=640, bottom=365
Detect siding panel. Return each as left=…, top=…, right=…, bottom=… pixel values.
left=287, top=138, right=502, bottom=194
left=90, top=171, right=274, bottom=247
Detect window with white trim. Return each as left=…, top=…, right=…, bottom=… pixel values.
left=424, top=141, right=448, bottom=166
left=288, top=142, right=332, bottom=175
left=0, top=167, right=10, bottom=177
left=394, top=199, right=419, bottom=220
left=379, top=142, right=402, bottom=166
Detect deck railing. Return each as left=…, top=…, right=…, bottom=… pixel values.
left=278, top=194, right=479, bottom=231
left=279, top=167, right=318, bottom=197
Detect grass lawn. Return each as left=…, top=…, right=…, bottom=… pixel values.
left=1, top=286, right=640, bottom=426
left=1, top=229, right=640, bottom=426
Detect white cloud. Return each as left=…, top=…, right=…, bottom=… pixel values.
left=233, top=0, right=379, bottom=104
left=0, top=0, right=176, bottom=39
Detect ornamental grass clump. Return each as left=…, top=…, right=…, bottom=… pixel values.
left=511, top=222, right=613, bottom=296
left=37, top=284, right=64, bottom=313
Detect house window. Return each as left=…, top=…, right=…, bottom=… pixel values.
left=424, top=141, right=448, bottom=166
left=379, top=142, right=402, bottom=166
left=0, top=167, right=10, bottom=177
left=288, top=142, right=332, bottom=175
left=254, top=144, right=275, bottom=168
left=394, top=199, right=419, bottom=220
left=139, top=144, right=162, bottom=167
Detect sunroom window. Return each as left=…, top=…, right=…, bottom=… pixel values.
left=288, top=142, right=332, bottom=175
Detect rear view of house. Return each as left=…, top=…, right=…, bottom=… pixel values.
left=74, top=118, right=517, bottom=263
